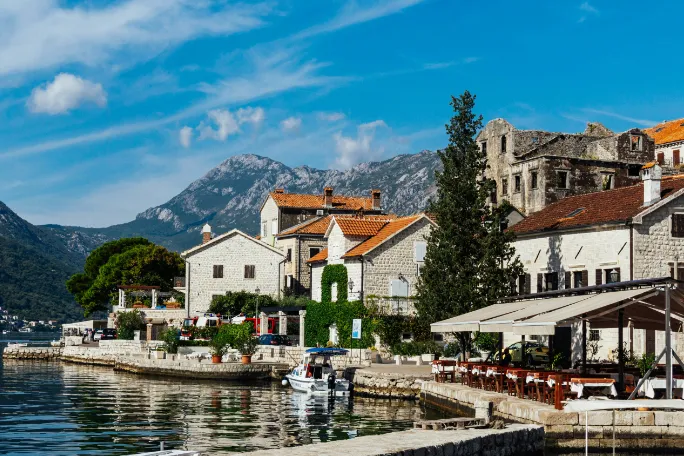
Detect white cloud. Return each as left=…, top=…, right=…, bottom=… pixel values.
left=318, top=112, right=345, bottom=122
left=579, top=2, right=599, bottom=14
left=236, top=106, right=265, bottom=127
left=281, top=116, right=302, bottom=132
left=581, top=108, right=656, bottom=127
left=198, top=109, right=240, bottom=141
left=27, top=73, right=107, bottom=115
left=332, top=120, right=388, bottom=169
left=0, top=0, right=271, bottom=77
left=179, top=126, right=193, bottom=148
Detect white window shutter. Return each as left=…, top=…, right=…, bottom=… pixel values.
left=390, top=279, right=409, bottom=297
left=271, top=219, right=278, bottom=235
left=414, top=241, right=427, bottom=262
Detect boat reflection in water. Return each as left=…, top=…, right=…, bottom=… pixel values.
left=0, top=359, right=440, bottom=455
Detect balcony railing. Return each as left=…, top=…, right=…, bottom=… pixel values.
left=365, top=296, right=417, bottom=316
left=173, top=277, right=186, bottom=288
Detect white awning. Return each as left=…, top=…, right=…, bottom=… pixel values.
left=430, top=301, right=532, bottom=333
left=478, top=295, right=593, bottom=333
left=513, top=288, right=664, bottom=335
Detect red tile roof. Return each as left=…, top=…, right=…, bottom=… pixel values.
left=269, top=192, right=374, bottom=210
left=307, top=248, right=328, bottom=263
left=342, top=215, right=425, bottom=258
left=278, top=214, right=396, bottom=237
left=510, top=176, right=684, bottom=235
left=645, top=118, right=684, bottom=145
left=335, top=218, right=387, bottom=237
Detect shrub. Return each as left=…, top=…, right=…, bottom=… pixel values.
left=390, top=341, right=442, bottom=357
left=209, top=291, right=275, bottom=317
left=210, top=322, right=257, bottom=356
left=114, top=310, right=146, bottom=340
left=159, top=327, right=180, bottom=354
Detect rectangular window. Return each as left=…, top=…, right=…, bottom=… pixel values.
left=390, top=279, right=409, bottom=297
left=657, top=152, right=665, bottom=165
left=531, top=171, right=538, bottom=189
left=557, top=171, right=568, bottom=189
left=502, top=178, right=508, bottom=195
left=602, top=173, right=614, bottom=191
left=261, top=222, right=267, bottom=238
left=213, top=265, right=224, bottom=279
left=414, top=241, right=427, bottom=262
left=674, top=150, right=681, bottom=166
left=286, top=248, right=292, bottom=262
left=544, top=272, right=558, bottom=291
left=589, top=330, right=600, bottom=341
left=630, top=135, right=642, bottom=151
left=481, top=141, right=487, bottom=154
left=244, top=265, right=255, bottom=279
left=628, top=166, right=641, bottom=177
left=672, top=214, right=684, bottom=238
left=501, top=135, right=507, bottom=154
left=605, top=268, right=621, bottom=284
left=573, top=271, right=584, bottom=288
left=514, top=174, right=521, bottom=193
left=309, top=247, right=321, bottom=258
left=271, top=219, right=278, bottom=236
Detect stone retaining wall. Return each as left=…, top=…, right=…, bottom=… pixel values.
left=422, top=381, right=684, bottom=452
left=2, top=346, right=62, bottom=360
left=113, top=356, right=277, bottom=380
left=225, top=425, right=544, bottom=456
left=349, top=368, right=431, bottom=399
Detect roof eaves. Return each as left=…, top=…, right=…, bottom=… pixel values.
left=182, top=229, right=284, bottom=258
left=512, top=220, right=630, bottom=237
left=343, top=215, right=428, bottom=258
left=633, top=188, right=684, bottom=224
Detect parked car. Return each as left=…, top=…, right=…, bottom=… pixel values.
left=93, top=330, right=103, bottom=341
left=492, top=341, right=550, bottom=366
left=258, top=334, right=291, bottom=346
left=100, top=328, right=117, bottom=340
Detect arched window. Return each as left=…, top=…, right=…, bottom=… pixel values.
left=501, top=135, right=507, bottom=153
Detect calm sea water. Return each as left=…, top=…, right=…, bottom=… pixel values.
left=0, top=338, right=446, bottom=456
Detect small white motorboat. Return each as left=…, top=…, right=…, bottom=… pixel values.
left=283, top=348, right=353, bottom=395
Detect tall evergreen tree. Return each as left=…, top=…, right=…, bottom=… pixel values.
left=415, top=91, right=523, bottom=353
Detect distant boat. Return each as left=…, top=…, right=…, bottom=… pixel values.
left=18, top=328, right=32, bottom=333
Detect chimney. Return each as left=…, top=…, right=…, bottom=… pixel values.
left=323, top=187, right=333, bottom=208
left=274, top=188, right=285, bottom=194
left=371, top=189, right=381, bottom=211
left=202, top=223, right=212, bottom=244
left=641, top=162, right=662, bottom=207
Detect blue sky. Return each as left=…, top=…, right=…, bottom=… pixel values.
left=1, top=0, right=683, bottom=228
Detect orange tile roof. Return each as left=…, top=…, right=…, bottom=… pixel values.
left=644, top=118, right=684, bottom=145
left=278, top=214, right=397, bottom=237
left=510, top=175, right=684, bottom=235
left=307, top=248, right=328, bottom=263
left=342, top=215, right=424, bottom=258
left=269, top=192, right=374, bottom=210
left=335, top=218, right=388, bottom=237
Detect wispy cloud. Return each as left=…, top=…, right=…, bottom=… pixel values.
left=318, top=112, right=346, bottom=122
left=281, top=116, right=302, bottom=132
left=581, top=108, right=657, bottom=127
left=290, top=0, right=426, bottom=41
left=332, top=120, right=388, bottom=169
left=578, top=1, right=599, bottom=23
left=0, top=0, right=272, bottom=77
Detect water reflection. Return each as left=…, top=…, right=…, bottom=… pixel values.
left=0, top=360, right=443, bottom=456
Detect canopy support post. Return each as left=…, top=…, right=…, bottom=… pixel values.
left=618, top=308, right=625, bottom=392
left=666, top=284, right=673, bottom=399
left=581, top=316, right=587, bottom=374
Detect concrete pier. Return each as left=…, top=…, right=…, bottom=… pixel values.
left=225, top=425, right=544, bottom=456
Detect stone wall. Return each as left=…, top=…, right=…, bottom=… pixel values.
left=421, top=380, right=684, bottom=452
left=185, top=232, right=284, bottom=315
left=350, top=367, right=430, bottom=399
left=225, top=425, right=544, bottom=456
left=113, top=356, right=275, bottom=380
left=362, top=218, right=432, bottom=300
left=61, top=340, right=163, bottom=365
left=2, top=346, right=61, bottom=360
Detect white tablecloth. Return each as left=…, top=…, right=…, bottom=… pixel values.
left=570, top=381, right=617, bottom=398
left=638, top=378, right=684, bottom=398
left=431, top=364, right=457, bottom=374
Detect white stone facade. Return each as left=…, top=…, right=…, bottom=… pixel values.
left=183, top=230, right=284, bottom=315
left=260, top=196, right=279, bottom=246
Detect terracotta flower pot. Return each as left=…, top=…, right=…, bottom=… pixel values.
left=241, top=355, right=252, bottom=365
left=212, top=354, right=222, bottom=364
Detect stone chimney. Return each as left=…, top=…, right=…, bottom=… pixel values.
left=274, top=188, right=285, bottom=194
left=641, top=162, right=662, bottom=207
left=202, top=223, right=212, bottom=244
left=323, top=187, right=333, bottom=208
left=371, top=189, right=381, bottom=211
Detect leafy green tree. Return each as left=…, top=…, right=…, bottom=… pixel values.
left=415, top=91, right=523, bottom=355
left=70, top=242, right=184, bottom=315
left=66, top=238, right=151, bottom=308
left=114, top=309, right=146, bottom=340
left=209, top=291, right=275, bottom=317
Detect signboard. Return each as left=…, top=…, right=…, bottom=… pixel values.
left=352, top=319, right=362, bottom=339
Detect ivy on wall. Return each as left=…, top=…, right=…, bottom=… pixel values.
left=321, top=264, right=348, bottom=303
left=305, top=300, right=376, bottom=348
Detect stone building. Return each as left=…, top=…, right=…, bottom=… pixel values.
left=259, top=187, right=383, bottom=246
left=276, top=214, right=395, bottom=297
left=644, top=118, right=684, bottom=170
left=478, top=119, right=655, bottom=215
left=508, top=163, right=684, bottom=360
left=308, top=214, right=436, bottom=314
left=180, top=224, right=284, bottom=315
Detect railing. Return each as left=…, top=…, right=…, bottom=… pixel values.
left=366, top=297, right=417, bottom=316
left=173, top=277, right=186, bottom=287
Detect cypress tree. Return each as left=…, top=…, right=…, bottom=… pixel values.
left=415, top=91, right=523, bottom=354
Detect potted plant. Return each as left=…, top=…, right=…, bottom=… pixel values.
left=154, top=346, right=166, bottom=360
left=159, top=328, right=180, bottom=356
left=233, top=325, right=258, bottom=364
left=209, top=331, right=229, bottom=363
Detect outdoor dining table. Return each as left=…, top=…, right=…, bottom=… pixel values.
left=527, top=372, right=551, bottom=401
left=485, top=367, right=505, bottom=393
left=505, top=369, right=529, bottom=398
left=431, top=360, right=458, bottom=383
left=638, top=377, right=684, bottom=398
left=569, top=377, right=617, bottom=398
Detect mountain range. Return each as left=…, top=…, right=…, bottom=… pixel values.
left=0, top=151, right=441, bottom=320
